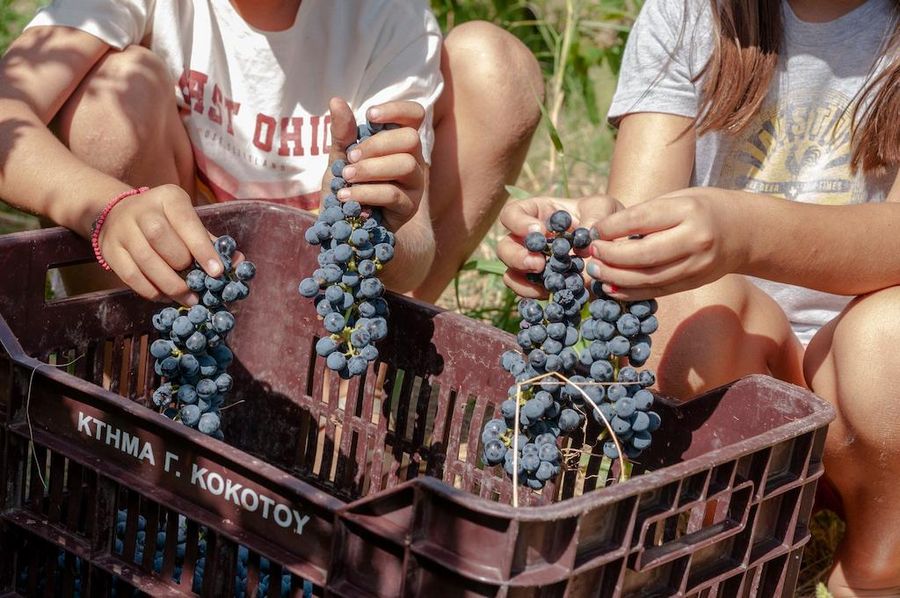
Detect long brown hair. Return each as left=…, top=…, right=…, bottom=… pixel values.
left=695, top=0, right=900, bottom=174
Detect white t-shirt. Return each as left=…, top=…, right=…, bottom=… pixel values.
left=608, top=0, right=898, bottom=345
left=27, top=0, right=443, bottom=211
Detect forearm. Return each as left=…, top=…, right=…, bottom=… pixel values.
left=380, top=209, right=435, bottom=294
left=714, top=188, right=900, bottom=295
left=0, top=98, right=130, bottom=236
left=607, top=113, right=696, bottom=206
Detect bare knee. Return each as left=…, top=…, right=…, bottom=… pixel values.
left=442, top=21, right=543, bottom=136
left=653, top=275, right=797, bottom=398
left=56, top=45, right=177, bottom=178
left=810, top=286, right=900, bottom=450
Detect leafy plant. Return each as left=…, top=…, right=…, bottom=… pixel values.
left=0, top=0, right=33, bottom=55
left=432, top=0, right=642, bottom=125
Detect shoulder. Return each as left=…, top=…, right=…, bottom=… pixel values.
left=633, top=0, right=713, bottom=43
left=629, top=0, right=713, bottom=72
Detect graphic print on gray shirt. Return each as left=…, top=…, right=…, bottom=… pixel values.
left=608, top=0, right=898, bottom=345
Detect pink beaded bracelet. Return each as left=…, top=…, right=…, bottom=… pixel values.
left=90, top=186, right=150, bottom=271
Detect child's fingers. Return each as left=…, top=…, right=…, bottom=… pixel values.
left=106, top=249, right=166, bottom=303
left=498, top=198, right=551, bottom=237
left=367, top=101, right=426, bottom=128
left=598, top=281, right=681, bottom=302
left=138, top=216, right=194, bottom=271
left=503, top=271, right=548, bottom=299
left=586, top=254, right=692, bottom=293
left=126, top=235, right=195, bottom=305
left=347, top=127, right=421, bottom=162
left=329, top=97, right=358, bottom=156
left=342, top=154, right=423, bottom=189
left=336, top=183, right=417, bottom=220
left=496, top=235, right=547, bottom=273
left=164, top=199, right=224, bottom=276
left=595, top=200, right=680, bottom=240
left=230, top=249, right=247, bottom=266
left=591, top=227, right=688, bottom=269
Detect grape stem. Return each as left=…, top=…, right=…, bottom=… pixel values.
left=511, top=370, right=630, bottom=509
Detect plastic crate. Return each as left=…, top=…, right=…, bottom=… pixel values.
left=0, top=202, right=835, bottom=597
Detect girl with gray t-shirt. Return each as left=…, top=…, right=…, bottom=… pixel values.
left=498, top=0, right=900, bottom=595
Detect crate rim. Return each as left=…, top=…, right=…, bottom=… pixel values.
left=339, top=373, right=835, bottom=519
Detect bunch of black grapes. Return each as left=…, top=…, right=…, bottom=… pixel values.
left=482, top=210, right=591, bottom=489
left=149, top=235, right=255, bottom=439
left=581, top=281, right=661, bottom=460
left=481, top=210, right=662, bottom=490
left=299, top=120, right=398, bottom=379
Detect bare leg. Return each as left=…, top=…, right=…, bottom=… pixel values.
left=55, top=45, right=194, bottom=191
left=412, top=21, right=543, bottom=303
left=645, top=274, right=804, bottom=399
left=49, top=45, right=194, bottom=295
left=805, top=287, right=900, bottom=597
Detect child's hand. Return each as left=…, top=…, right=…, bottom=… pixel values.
left=98, top=184, right=224, bottom=305
left=588, top=188, right=748, bottom=300
left=497, top=195, right=622, bottom=298
left=327, top=97, right=426, bottom=230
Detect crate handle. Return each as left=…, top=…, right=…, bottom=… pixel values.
left=632, top=481, right=754, bottom=571
left=0, top=225, right=97, bottom=315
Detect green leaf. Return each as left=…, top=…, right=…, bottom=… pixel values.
left=536, top=99, right=565, bottom=154
left=569, top=48, right=601, bottom=125
left=460, top=259, right=507, bottom=276
left=505, top=185, right=531, bottom=200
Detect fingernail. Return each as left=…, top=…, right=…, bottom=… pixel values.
left=343, top=165, right=357, bottom=181
left=587, top=262, right=601, bottom=279
left=591, top=245, right=601, bottom=259
left=185, top=294, right=199, bottom=307
left=608, top=284, right=619, bottom=293
left=207, top=259, right=222, bottom=275
left=349, top=149, right=362, bottom=162
left=527, top=223, right=542, bottom=233
left=337, top=188, right=351, bottom=200
left=368, top=107, right=381, bottom=119
left=590, top=226, right=601, bottom=240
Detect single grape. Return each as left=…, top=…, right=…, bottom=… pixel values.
left=180, top=404, right=201, bottom=427
left=483, top=439, right=507, bottom=465
left=186, top=270, right=207, bottom=292
left=198, top=413, right=221, bottom=435
left=548, top=210, right=572, bottom=232
left=326, top=352, right=347, bottom=371
left=298, top=278, right=320, bottom=298
left=150, top=339, right=174, bottom=360
left=323, top=313, right=346, bottom=334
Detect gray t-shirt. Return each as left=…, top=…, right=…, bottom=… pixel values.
left=609, top=0, right=898, bottom=345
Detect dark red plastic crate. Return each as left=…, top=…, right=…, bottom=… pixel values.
left=0, top=202, right=834, bottom=596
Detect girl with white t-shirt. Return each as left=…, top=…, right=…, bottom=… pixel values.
left=499, top=0, right=899, bottom=595
left=0, top=0, right=543, bottom=303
